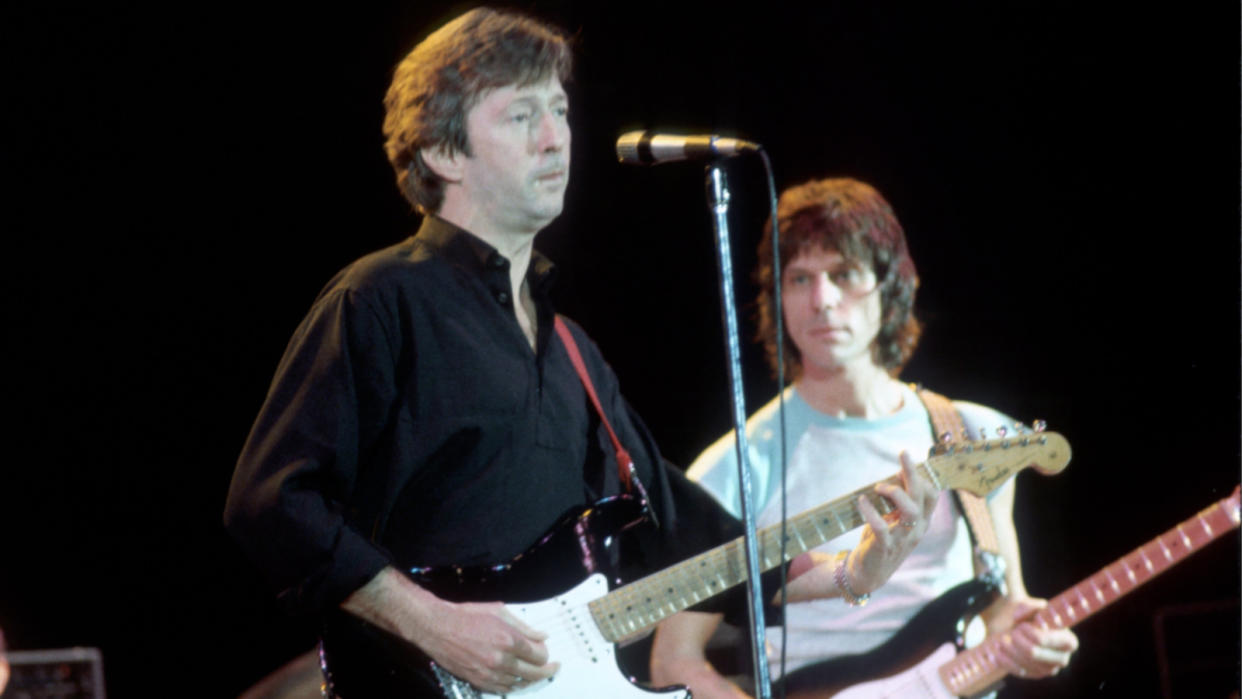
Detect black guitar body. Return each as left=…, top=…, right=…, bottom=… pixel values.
left=777, top=578, right=1000, bottom=698
left=320, top=495, right=649, bottom=698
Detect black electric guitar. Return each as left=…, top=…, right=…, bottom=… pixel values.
left=321, top=432, right=1072, bottom=699
left=779, top=485, right=1242, bottom=699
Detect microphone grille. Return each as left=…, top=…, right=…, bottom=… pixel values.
left=615, top=130, right=648, bottom=163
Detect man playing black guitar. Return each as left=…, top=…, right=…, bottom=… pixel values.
left=223, top=12, right=942, bottom=698
left=649, top=178, right=1079, bottom=698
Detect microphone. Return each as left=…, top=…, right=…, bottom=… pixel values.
left=616, top=130, right=760, bottom=165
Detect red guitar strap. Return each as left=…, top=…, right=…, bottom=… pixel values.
left=554, top=315, right=634, bottom=494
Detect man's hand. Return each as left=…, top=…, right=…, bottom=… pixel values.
left=779, top=450, right=939, bottom=603
left=848, top=450, right=940, bottom=594
left=651, top=611, right=752, bottom=699
left=985, top=597, right=1078, bottom=680
left=341, top=567, right=560, bottom=694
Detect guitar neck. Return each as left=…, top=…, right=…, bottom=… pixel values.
left=1047, top=498, right=1238, bottom=627
left=587, top=431, right=1072, bottom=644
left=941, top=488, right=1241, bottom=697
left=588, top=476, right=900, bottom=643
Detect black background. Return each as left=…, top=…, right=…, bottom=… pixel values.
left=3, top=2, right=1239, bottom=697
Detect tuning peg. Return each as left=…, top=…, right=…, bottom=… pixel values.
left=996, top=426, right=1008, bottom=438
left=940, top=431, right=954, bottom=444
left=1013, top=421, right=1028, bottom=435
left=977, top=427, right=987, bottom=440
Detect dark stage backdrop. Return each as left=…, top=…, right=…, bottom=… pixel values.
left=4, top=2, right=1238, bottom=697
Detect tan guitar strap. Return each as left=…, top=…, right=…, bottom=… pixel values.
left=914, top=388, right=1003, bottom=575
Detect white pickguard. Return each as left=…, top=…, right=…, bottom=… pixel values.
left=826, top=643, right=958, bottom=699
left=430, top=574, right=689, bottom=699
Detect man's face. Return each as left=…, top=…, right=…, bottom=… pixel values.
left=457, top=77, right=570, bottom=234
left=782, top=246, right=883, bottom=376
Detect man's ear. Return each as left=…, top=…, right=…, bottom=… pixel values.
left=419, top=145, right=464, bottom=183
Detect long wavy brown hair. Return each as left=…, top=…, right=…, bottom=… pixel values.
left=756, top=177, right=921, bottom=379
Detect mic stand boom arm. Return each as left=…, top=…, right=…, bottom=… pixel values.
left=705, top=163, right=773, bottom=699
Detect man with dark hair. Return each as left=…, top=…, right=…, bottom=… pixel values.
left=224, top=12, right=927, bottom=698
left=650, top=178, right=1078, bottom=698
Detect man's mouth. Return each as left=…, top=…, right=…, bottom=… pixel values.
left=809, top=325, right=849, bottom=338
left=535, top=169, right=566, bottom=184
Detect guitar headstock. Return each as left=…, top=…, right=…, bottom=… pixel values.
left=924, top=432, right=1071, bottom=496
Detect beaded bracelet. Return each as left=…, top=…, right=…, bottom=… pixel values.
left=834, top=549, right=870, bottom=607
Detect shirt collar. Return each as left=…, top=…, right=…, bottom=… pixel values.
left=414, top=215, right=558, bottom=294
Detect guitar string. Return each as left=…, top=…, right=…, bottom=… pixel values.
left=502, top=445, right=1053, bottom=644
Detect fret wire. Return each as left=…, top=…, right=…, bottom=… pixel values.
left=1104, top=568, right=1121, bottom=594
left=1089, top=579, right=1105, bottom=605
left=1045, top=602, right=1063, bottom=628
left=1198, top=513, right=1214, bottom=537
left=1176, top=524, right=1192, bottom=549
left=1157, top=536, right=1173, bottom=562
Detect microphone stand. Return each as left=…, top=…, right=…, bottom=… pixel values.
left=705, top=163, right=772, bottom=699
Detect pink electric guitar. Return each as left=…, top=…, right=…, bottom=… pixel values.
left=783, top=485, right=1241, bottom=699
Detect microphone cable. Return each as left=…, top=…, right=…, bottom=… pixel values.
left=757, top=148, right=791, bottom=699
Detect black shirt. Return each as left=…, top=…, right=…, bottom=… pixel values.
left=224, top=216, right=749, bottom=618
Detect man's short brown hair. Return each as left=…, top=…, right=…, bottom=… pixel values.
left=382, top=8, right=573, bottom=214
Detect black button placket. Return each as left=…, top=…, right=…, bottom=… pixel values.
left=487, top=252, right=512, bottom=307
left=486, top=250, right=545, bottom=424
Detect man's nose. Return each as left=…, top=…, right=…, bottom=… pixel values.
left=535, top=112, right=567, bottom=152
left=811, top=273, right=843, bottom=310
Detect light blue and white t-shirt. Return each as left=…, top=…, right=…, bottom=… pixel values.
left=687, top=383, right=1014, bottom=677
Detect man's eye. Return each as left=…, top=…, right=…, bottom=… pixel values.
left=511, top=111, right=532, bottom=123
left=834, top=268, right=864, bottom=285
left=552, top=105, right=569, bottom=118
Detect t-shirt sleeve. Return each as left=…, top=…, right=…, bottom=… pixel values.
left=686, top=433, right=745, bottom=518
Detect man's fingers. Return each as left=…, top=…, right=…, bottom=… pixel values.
left=497, top=607, right=554, bottom=666
left=991, top=635, right=1027, bottom=677
left=875, top=483, right=920, bottom=523
left=899, top=450, right=938, bottom=510
left=1044, top=627, right=1080, bottom=653
left=514, top=659, right=560, bottom=682
left=857, top=495, right=889, bottom=540
left=477, top=641, right=559, bottom=693
left=997, top=627, right=1075, bottom=679
left=501, top=607, right=549, bottom=642
left=506, top=631, right=551, bottom=667
left=1030, top=645, right=1072, bottom=667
